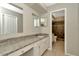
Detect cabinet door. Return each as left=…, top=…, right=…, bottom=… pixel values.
left=33, top=37, right=50, bottom=56
left=39, top=37, right=49, bottom=55
left=45, top=37, right=50, bottom=49
left=33, top=46, right=40, bottom=56
left=33, top=41, right=40, bottom=56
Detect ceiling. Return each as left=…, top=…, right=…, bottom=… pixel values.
left=40, top=3, right=56, bottom=9
left=25, top=3, right=56, bottom=15
left=44, top=3, right=56, bottom=7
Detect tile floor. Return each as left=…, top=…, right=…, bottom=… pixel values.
left=43, top=40, right=64, bottom=56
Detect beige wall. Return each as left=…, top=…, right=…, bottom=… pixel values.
left=41, top=3, right=79, bottom=55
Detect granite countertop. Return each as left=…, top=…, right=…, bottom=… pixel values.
left=0, top=34, right=49, bottom=56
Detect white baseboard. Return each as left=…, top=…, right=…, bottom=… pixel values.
left=65, top=52, right=75, bottom=56
left=47, top=48, right=53, bottom=51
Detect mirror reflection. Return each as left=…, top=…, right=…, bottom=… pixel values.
left=0, top=6, right=23, bottom=35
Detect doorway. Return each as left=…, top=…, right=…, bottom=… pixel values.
left=49, top=8, right=66, bottom=56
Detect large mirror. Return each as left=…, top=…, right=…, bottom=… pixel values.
left=32, top=13, right=40, bottom=27
left=0, top=6, right=23, bottom=35
left=40, top=17, right=47, bottom=27
left=32, top=13, right=48, bottom=27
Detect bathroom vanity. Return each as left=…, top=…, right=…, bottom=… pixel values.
left=0, top=34, right=49, bottom=56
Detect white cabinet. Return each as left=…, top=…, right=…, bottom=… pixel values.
left=33, top=41, right=40, bottom=56
left=33, top=37, right=49, bottom=56
left=39, top=37, right=49, bottom=55
left=7, top=37, right=49, bottom=56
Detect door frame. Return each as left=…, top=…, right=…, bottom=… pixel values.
left=49, top=8, right=67, bottom=55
